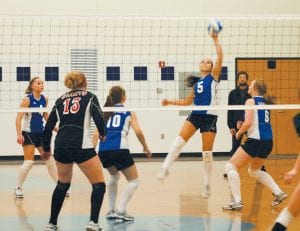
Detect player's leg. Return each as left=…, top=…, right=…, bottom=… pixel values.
left=78, top=155, right=106, bottom=230
left=115, top=164, right=139, bottom=221
left=157, top=120, right=197, bottom=180
left=37, top=146, right=58, bottom=182
left=105, top=166, right=120, bottom=218
left=15, top=144, right=35, bottom=198
left=272, top=182, right=300, bottom=230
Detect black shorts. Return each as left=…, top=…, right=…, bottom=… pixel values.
left=22, top=131, right=42, bottom=147
left=54, top=148, right=97, bottom=164
left=241, top=138, right=273, bottom=159
left=99, top=149, right=134, bottom=171
left=186, top=114, right=217, bottom=133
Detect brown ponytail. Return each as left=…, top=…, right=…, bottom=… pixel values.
left=103, top=86, right=126, bottom=121
left=185, top=75, right=200, bottom=87
left=254, top=79, right=276, bottom=104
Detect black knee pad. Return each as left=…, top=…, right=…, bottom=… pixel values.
left=56, top=181, right=71, bottom=193
left=92, top=182, right=106, bottom=194
left=293, top=113, right=300, bottom=137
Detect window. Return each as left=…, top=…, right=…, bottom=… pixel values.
left=161, top=66, right=174, bottom=81
left=45, top=67, right=59, bottom=81
left=106, top=66, right=120, bottom=81
left=220, top=66, right=228, bottom=80
left=17, top=67, right=30, bottom=81
left=134, top=66, right=147, bottom=81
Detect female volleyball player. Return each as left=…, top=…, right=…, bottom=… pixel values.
left=93, top=86, right=151, bottom=221
left=272, top=113, right=300, bottom=230
left=223, top=79, right=287, bottom=210
left=41, top=71, right=107, bottom=231
left=157, top=33, right=223, bottom=198
left=14, top=77, right=57, bottom=199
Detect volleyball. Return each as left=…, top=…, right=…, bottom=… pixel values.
left=207, top=19, right=223, bottom=37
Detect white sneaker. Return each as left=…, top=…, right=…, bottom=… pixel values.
left=201, top=185, right=211, bottom=198
left=14, top=187, right=24, bottom=199
left=223, top=201, right=243, bottom=210
left=115, top=211, right=134, bottom=221
left=65, top=190, right=70, bottom=198
left=44, top=223, right=59, bottom=231
left=271, top=192, right=287, bottom=207
left=157, top=168, right=169, bottom=181
left=106, top=210, right=116, bottom=219
left=85, top=221, right=103, bottom=231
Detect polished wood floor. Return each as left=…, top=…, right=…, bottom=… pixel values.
left=0, top=158, right=300, bottom=230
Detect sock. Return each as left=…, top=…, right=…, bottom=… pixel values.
left=107, top=174, right=120, bottom=211
left=117, top=179, right=139, bottom=212
left=49, top=181, right=70, bottom=225
left=226, top=162, right=241, bottom=203
left=274, top=207, right=294, bottom=228
left=162, top=136, right=186, bottom=170
left=90, top=182, right=106, bottom=223
left=45, top=156, right=58, bottom=182
left=17, top=160, right=34, bottom=188
left=257, top=171, right=281, bottom=195
left=202, top=151, right=213, bottom=186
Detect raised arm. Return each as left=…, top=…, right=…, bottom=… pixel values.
left=211, top=35, right=223, bottom=81
left=130, top=112, right=151, bottom=158
left=161, top=89, right=194, bottom=106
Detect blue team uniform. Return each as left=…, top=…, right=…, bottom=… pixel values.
left=191, top=74, right=219, bottom=115
left=99, top=105, right=131, bottom=151
left=23, top=94, right=46, bottom=134
left=247, top=96, right=273, bottom=140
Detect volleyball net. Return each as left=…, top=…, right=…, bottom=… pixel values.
left=0, top=15, right=299, bottom=157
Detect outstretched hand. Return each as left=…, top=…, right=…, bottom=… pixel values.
left=144, top=147, right=152, bottom=159
left=284, top=169, right=297, bottom=184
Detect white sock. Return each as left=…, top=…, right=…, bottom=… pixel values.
left=226, top=162, right=241, bottom=203
left=108, top=174, right=120, bottom=211
left=202, top=151, right=213, bottom=186
left=162, top=136, right=186, bottom=170
left=275, top=207, right=294, bottom=227
left=118, top=179, right=139, bottom=212
left=17, top=160, right=34, bottom=188
left=257, top=171, right=281, bottom=195
left=45, top=156, right=58, bottom=182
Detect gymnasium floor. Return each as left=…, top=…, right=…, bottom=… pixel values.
left=0, top=158, right=299, bottom=231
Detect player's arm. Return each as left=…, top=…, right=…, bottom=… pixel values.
left=91, top=95, right=106, bottom=138
left=161, top=90, right=194, bottom=106
left=284, top=154, right=300, bottom=184
left=42, top=104, right=58, bottom=152
left=211, top=35, right=223, bottom=82
left=235, top=98, right=254, bottom=139
left=16, top=97, right=30, bottom=144
left=43, top=97, right=49, bottom=121
left=130, top=112, right=152, bottom=158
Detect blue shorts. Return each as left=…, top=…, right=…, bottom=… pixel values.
left=186, top=114, right=217, bottom=133
left=22, top=131, right=42, bottom=147
left=241, top=138, right=273, bottom=159
left=99, top=149, right=134, bottom=171
left=54, top=148, right=97, bottom=164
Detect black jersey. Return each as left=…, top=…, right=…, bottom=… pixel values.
left=43, top=90, right=106, bottom=152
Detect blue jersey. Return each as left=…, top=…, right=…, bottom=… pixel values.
left=247, top=96, right=272, bottom=140
left=191, top=74, right=219, bottom=115
left=99, top=106, right=131, bottom=151
left=23, top=94, right=46, bottom=133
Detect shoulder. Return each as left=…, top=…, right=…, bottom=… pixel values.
left=245, top=98, right=254, bottom=105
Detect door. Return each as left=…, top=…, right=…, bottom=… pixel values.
left=236, top=58, right=300, bottom=155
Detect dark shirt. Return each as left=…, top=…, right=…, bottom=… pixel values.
left=227, top=86, right=251, bottom=129
left=43, top=90, right=106, bottom=152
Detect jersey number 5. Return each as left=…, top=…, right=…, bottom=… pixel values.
left=63, top=97, right=81, bottom=115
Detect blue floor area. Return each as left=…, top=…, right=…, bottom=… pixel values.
left=0, top=214, right=255, bottom=231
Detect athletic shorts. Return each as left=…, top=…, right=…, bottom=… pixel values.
left=54, top=148, right=97, bottom=164
left=186, top=114, right=217, bottom=133
left=241, top=138, right=273, bottom=159
left=98, top=149, right=134, bottom=171
left=22, top=131, right=42, bottom=147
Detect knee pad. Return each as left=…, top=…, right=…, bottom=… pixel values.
left=109, top=173, right=120, bottom=185
left=225, top=162, right=236, bottom=174
left=173, top=136, right=186, bottom=149
left=92, top=182, right=106, bottom=194
left=21, top=160, right=34, bottom=171
left=128, top=179, right=139, bottom=190
left=56, top=181, right=71, bottom=193
left=202, top=151, right=213, bottom=162
left=248, top=168, right=260, bottom=179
